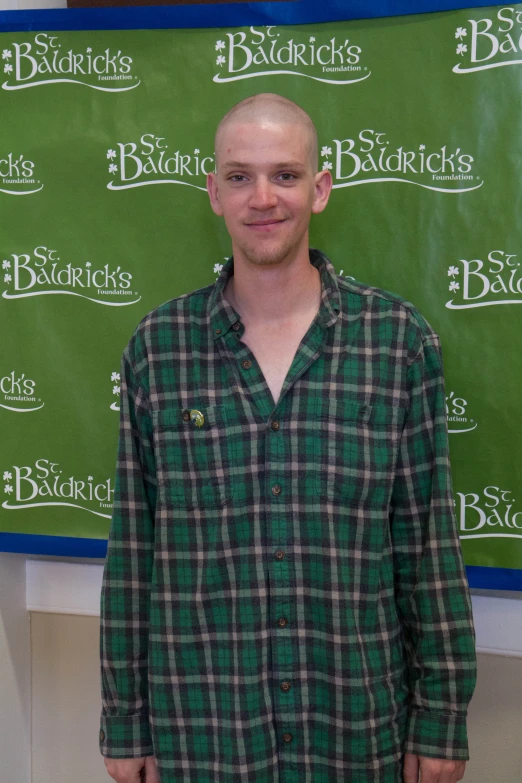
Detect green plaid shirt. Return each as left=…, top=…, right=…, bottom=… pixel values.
left=99, top=248, right=477, bottom=783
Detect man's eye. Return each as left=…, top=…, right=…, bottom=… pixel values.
left=279, top=173, right=296, bottom=181
left=229, top=175, right=246, bottom=182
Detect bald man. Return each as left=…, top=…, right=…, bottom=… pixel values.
left=100, top=94, right=477, bottom=783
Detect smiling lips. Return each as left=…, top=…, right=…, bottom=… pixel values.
left=246, top=218, right=286, bottom=229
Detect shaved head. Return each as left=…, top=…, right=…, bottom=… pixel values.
left=215, top=93, right=318, bottom=173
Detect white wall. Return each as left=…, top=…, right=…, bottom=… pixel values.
left=0, top=553, right=31, bottom=783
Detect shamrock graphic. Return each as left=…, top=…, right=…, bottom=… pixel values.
left=107, top=149, right=116, bottom=160
left=194, top=149, right=200, bottom=155
left=86, top=261, right=91, bottom=267
left=3, top=471, right=12, bottom=481
left=2, top=259, right=10, bottom=269
left=4, top=64, right=13, bottom=74
left=456, top=43, right=468, bottom=55
left=4, top=484, right=13, bottom=494
left=322, top=161, right=332, bottom=171
left=321, top=146, right=332, bottom=157
left=88, top=476, right=93, bottom=481
left=215, top=40, right=225, bottom=51
left=111, top=372, right=120, bottom=382
left=419, top=144, right=426, bottom=151
left=87, top=47, right=92, bottom=53
left=113, top=385, right=121, bottom=395
left=455, top=27, right=467, bottom=40
left=447, top=266, right=459, bottom=277
left=213, top=262, right=223, bottom=275
left=449, top=281, right=460, bottom=292
left=309, top=36, right=316, bottom=43
left=216, top=55, right=226, bottom=66
left=108, top=163, right=118, bottom=174
left=2, top=49, right=12, bottom=60
left=4, top=274, right=11, bottom=283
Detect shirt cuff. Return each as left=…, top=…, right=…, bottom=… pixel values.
left=99, top=714, right=154, bottom=759
left=405, top=707, right=470, bottom=761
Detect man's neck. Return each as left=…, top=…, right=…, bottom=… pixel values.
left=223, top=247, right=322, bottom=328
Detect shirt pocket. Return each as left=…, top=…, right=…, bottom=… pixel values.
left=313, top=398, right=404, bottom=508
left=152, top=404, right=237, bottom=509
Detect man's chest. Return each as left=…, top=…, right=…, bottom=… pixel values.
left=238, top=319, right=314, bottom=406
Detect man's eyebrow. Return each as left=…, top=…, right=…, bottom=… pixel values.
left=221, top=161, right=308, bottom=171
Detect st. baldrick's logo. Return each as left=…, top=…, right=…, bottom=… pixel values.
left=445, top=250, right=522, bottom=309
left=453, top=7, right=522, bottom=73
left=2, top=246, right=141, bottom=306
left=0, top=152, right=42, bottom=195
left=106, top=134, right=214, bottom=191
left=457, top=486, right=522, bottom=539
left=320, top=130, right=483, bottom=193
left=0, top=370, right=43, bottom=412
left=1, top=34, right=139, bottom=91
left=212, top=26, right=369, bottom=85
left=2, top=460, right=114, bottom=518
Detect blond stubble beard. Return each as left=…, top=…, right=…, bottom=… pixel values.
left=235, top=227, right=306, bottom=268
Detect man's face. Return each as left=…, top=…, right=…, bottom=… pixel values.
left=207, top=120, right=331, bottom=267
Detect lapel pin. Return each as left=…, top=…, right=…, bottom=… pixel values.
left=190, top=409, right=205, bottom=427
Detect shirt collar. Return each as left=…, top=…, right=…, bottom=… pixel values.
left=208, top=247, right=341, bottom=340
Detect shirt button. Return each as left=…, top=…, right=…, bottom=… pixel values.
left=282, top=732, right=293, bottom=743
left=182, top=409, right=190, bottom=422
left=215, top=328, right=222, bottom=334
left=99, top=729, right=105, bottom=742
left=280, top=681, right=291, bottom=692
left=271, top=420, right=280, bottom=431
left=271, top=484, right=281, bottom=496
left=232, top=322, right=240, bottom=331
left=277, top=617, right=288, bottom=627
left=241, top=359, right=252, bottom=369
left=274, top=550, right=285, bottom=560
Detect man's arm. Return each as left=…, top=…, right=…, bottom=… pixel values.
left=390, top=327, right=477, bottom=762
left=99, top=332, right=157, bottom=759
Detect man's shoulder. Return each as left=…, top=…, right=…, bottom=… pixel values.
left=337, top=274, right=439, bottom=343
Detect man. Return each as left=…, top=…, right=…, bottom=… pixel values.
left=100, top=93, right=477, bottom=783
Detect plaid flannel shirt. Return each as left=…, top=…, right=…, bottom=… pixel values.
left=99, top=248, right=477, bottom=783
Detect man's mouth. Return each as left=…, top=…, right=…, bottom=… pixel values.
left=245, top=219, right=286, bottom=228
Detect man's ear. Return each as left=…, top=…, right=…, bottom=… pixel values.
left=311, top=169, right=333, bottom=215
left=207, top=172, right=224, bottom=216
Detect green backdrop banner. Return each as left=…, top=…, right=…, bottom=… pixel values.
left=1, top=6, right=521, bottom=576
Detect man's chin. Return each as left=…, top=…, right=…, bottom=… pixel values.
left=238, top=239, right=299, bottom=267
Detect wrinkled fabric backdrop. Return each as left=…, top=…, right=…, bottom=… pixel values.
left=0, top=1, right=521, bottom=588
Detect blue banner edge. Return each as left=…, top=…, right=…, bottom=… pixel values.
left=0, top=1, right=507, bottom=33
left=0, top=532, right=521, bottom=591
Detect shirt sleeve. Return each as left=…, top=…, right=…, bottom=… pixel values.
left=389, top=330, right=477, bottom=761
left=99, top=332, right=157, bottom=759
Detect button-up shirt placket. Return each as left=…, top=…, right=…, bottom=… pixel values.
left=214, top=296, right=336, bottom=781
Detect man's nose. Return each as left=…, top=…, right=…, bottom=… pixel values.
left=248, top=178, right=278, bottom=209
